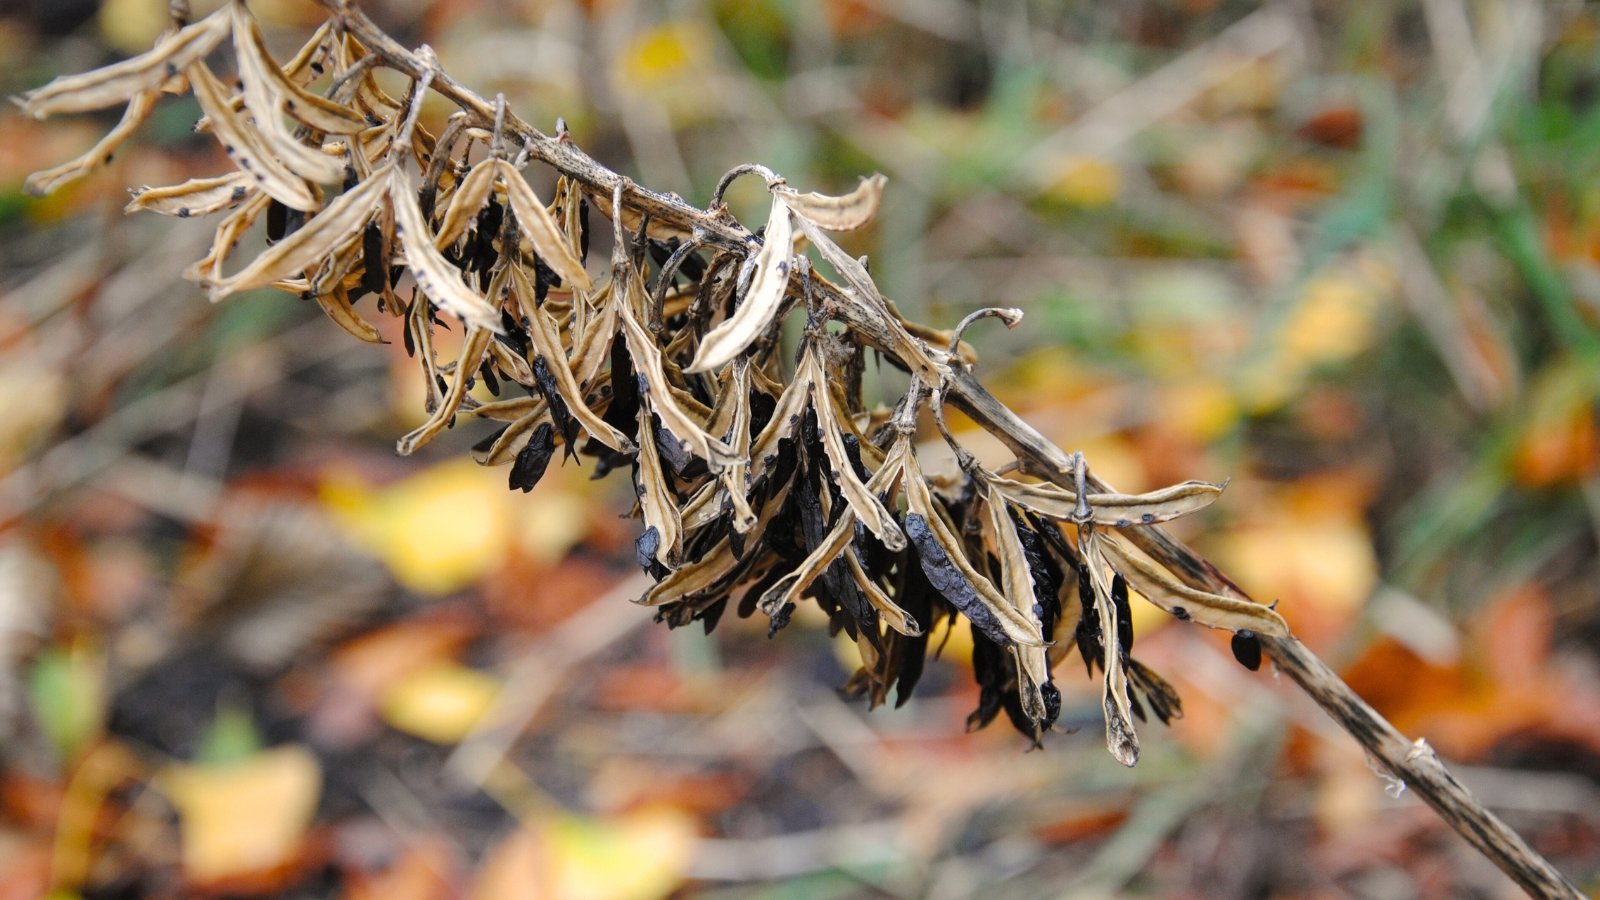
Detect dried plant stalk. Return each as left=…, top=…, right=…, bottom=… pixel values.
left=18, top=2, right=1582, bottom=896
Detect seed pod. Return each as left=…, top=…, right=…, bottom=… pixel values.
left=126, top=172, right=253, bottom=217
left=774, top=174, right=886, bottom=232
left=27, top=89, right=160, bottom=196
left=22, top=10, right=230, bottom=117
left=687, top=196, right=794, bottom=373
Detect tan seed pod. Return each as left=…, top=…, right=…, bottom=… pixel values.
left=126, top=172, right=254, bottom=217
left=25, top=89, right=160, bottom=196
left=635, top=401, right=684, bottom=568
left=471, top=396, right=543, bottom=423
left=228, top=2, right=347, bottom=185
left=804, top=351, right=905, bottom=550
left=845, top=551, right=921, bottom=637
left=508, top=266, right=633, bottom=453
left=1099, top=538, right=1289, bottom=637
left=687, top=197, right=794, bottom=373
left=774, top=174, right=887, bottom=232
left=189, top=61, right=319, bottom=210
left=388, top=167, right=503, bottom=332
left=184, top=192, right=273, bottom=287
left=987, top=474, right=1226, bottom=527
left=397, top=326, right=492, bottom=456
left=1079, top=528, right=1140, bottom=767
left=315, top=284, right=384, bottom=344
left=230, top=4, right=365, bottom=135
left=618, top=266, right=735, bottom=469
left=475, top=409, right=550, bottom=467
left=902, top=447, right=1044, bottom=648
left=496, top=161, right=591, bottom=291
left=21, top=10, right=229, bottom=117
left=431, top=157, right=499, bottom=250
left=204, top=164, right=390, bottom=300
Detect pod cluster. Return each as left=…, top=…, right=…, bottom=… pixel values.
left=21, top=0, right=1291, bottom=763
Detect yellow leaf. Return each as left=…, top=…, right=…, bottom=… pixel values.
left=160, top=746, right=321, bottom=885
left=1045, top=156, right=1121, bottom=209
left=474, top=809, right=698, bottom=900
left=1219, top=510, right=1376, bottom=617
left=97, top=0, right=170, bottom=55
left=321, top=459, right=514, bottom=595
left=380, top=662, right=500, bottom=745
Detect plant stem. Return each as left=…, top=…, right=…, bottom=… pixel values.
left=317, top=3, right=1584, bottom=893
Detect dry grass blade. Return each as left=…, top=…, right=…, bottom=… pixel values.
left=389, top=167, right=503, bottom=331
left=126, top=172, right=253, bottom=217
left=687, top=197, right=794, bottom=373
left=20, top=11, right=228, bottom=117
left=25, top=90, right=160, bottom=196
left=776, top=174, right=887, bottom=232
left=1100, top=538, right=1289, bottom=636
left=188, top=60, right=318, bottom=210
left=203, top=165, right=390, bottom=299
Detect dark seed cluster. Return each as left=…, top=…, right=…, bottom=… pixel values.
left=20, top=0, right=1290, bottom=764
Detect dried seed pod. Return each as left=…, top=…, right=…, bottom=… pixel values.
left=126, top=172, right=254, bottom=217
left=687, top=196, right=793, bottom=373
left=26, top=89, right=160, bottom=196
left=1099, top=537, right=1289, bottom=637
left=189, top=60, right=319, bottom=210
left=204, top=164, right=390, bottom=299
left=775, top=173, right=886, bottom=232
left=21, top=10, right=229, bottom=117
left=388, top=167, right=503, bottom=331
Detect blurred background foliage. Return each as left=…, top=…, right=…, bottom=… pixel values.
left=2, top=0, right=1599, bottom=896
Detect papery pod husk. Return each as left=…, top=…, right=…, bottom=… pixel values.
left=22, top=10, right=229, bottom=117
left=1099, top=537, right=1289, bottom=637
left=1079, top=528, right=1140, bottom=766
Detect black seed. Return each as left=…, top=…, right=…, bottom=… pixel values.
left=1231, top=630, right=1262, bottom=671
left=906, top=513, right=1005, bottom=647
left=635, top=525, right=661, bottom=571
left=509, top=422, right=556, bottom=492
left=1172, top=606, right=1190, bottom=621
left=362, top=223, right=388, bottom=296
left=1112, top=572, right=1133, bottom=655
left=266, top=199, right=288, bottom=241
left=177, top=207, right=190, bottom=218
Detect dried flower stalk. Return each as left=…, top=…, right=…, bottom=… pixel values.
left=18, top=2, right=1581, bottom=895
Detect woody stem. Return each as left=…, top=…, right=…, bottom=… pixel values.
left=318, top=3, right=1582, bottom=895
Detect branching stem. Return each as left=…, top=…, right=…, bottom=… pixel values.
left=311, top=4, right=1583, bottom=894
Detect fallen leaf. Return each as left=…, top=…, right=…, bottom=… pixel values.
left=380, top=662, right=500, bottom=745
left=160, top=746, right=322, bottom=887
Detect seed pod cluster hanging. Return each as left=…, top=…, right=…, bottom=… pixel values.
left=21, top=0, right=1290, bottom=763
